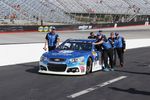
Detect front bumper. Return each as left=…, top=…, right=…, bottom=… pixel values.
left=39, top=62, right=86, bottom=75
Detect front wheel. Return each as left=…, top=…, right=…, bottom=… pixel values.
left=86, top=58, right=92, bottom=74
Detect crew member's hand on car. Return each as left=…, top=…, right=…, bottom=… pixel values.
left=43, top=46, right=47, bottom=51
left=92, top=43, right=96, bottom=45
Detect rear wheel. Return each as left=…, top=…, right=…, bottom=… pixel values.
left=86, top=58, right=92, bottom=74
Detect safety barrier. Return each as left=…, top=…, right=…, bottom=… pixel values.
left=0, top=21, right=149, bottom=32
left=0, top=39, right=150, bottom=66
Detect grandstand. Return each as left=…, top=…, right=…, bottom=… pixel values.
left=0, top=0, right=150, bottom=25
left=0, top=0, right=78, bottom=25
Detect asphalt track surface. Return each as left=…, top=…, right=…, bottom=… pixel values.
left=0, top=30, right=150, bottom=44
left=0, top=47, right=150, bottom=100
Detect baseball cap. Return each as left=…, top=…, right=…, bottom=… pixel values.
left=90, top=32, right=94, bottom=35
left=97, top=32, right=102, bottom=36
left=99, top=30, right=103, bottom=32
left=115, top=32, right=119, bottom=36
left=50, top=26, right=56, bottom=30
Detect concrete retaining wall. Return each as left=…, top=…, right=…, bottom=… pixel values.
left=0, top=39, right=150, bottom=66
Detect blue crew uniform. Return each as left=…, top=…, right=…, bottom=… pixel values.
left=102, top=40, right=114, bottom=70
left=108, top=37, right=117, bottom=66
left=115, top=33, right=126, bottom=67
left=115, top=36, right=125, bottom=49
left=95, top=32, right=108, bottom=70
left=96, top=33, right=107, bottom=42
left=95, top=33, right=107, bottom=68
left=45, top=32, right=59, bottom=51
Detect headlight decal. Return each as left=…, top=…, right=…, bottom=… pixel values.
left=69, top=56, right=84, bottom=63
left=40, top=56, right=47, bottom=62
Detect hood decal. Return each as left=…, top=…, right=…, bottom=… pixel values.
left=59, top=50, right=74, bottom=54
left=47, top=50, right=90, bottom=58
left=51, top=50, right=73, bottom=56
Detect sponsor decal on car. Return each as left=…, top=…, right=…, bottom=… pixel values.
left=52, top=51, right=73, bottom=56
left=53, top=59, right=61, bottom=62
left=59, top=50, right=74, bottom=54
left=80, top=62, right=85, bottom=65
left=92, top=51, right=97, bottom=57
left=80, top=66, right=85, bottom=72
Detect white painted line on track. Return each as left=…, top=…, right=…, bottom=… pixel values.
left=67, top=76, right=127, bottom=99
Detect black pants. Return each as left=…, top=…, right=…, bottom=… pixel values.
left=100, top=50, right=104, bottom=65
left=103, top=48, right=113, bottom=68
left=48, top=46, right=56, bottom=51
left=113, top=49, right=117, bottom=66
left=115, top=48, right=124, bottom=65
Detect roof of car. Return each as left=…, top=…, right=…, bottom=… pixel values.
left=67, top=39, right=96, bottom=43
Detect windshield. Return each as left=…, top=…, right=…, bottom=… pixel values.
left=57, top=42, right=92, bottom=51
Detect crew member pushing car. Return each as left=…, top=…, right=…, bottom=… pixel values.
left=94, top=31, right=107, bottom=68
left=108, top=32, right=116, bottom=66
left=93, top=34, right=114, bottom=71
left=88, top=32, right=96, bottom=39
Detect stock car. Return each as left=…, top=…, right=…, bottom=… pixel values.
left=39, top=39, right=102, bottom=75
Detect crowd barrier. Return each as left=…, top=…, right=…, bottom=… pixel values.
left=0, top=21, right=149, bottom=32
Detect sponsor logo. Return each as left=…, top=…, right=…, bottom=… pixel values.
left=92, top=51, right=97, bottom=57
left=54, top=59, right=61, bottom=62
left=59, top=50, right=74, bottom=54
left=38, top=26, right=43, bottom=32
left=44, top=26, right=49, bottom=32
left=80, top=66, right=85, bottom=72
left=52, top=53, right=72, bottom=56
left=80, top=62, right=85, bottom=65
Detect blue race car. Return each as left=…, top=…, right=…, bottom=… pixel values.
left=39, top=39, right=102, bottom=75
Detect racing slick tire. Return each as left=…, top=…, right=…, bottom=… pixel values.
left=86, top=58, right=92, bottom=74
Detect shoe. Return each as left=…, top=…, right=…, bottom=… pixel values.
left=103, top=68, right=110, bottom=72
left=120, top=63, right=124, bottom=67
left=102, top=66, right=105, bottom=70
left=110, top=68, right=114, bottom=71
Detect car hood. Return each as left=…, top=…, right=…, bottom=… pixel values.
left=44, top=50, right=90, bottom=59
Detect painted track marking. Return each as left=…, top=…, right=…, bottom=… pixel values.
left=67, top=76, right=127, bottom=98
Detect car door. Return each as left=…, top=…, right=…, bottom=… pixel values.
left=91, top=46, right=102, bottom=72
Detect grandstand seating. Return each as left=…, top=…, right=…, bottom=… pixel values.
left=0, top=0, right=150, bottom=24
left=54, top=0, right=150, bottom=15
left=0, top=0, right=78, bottom=24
